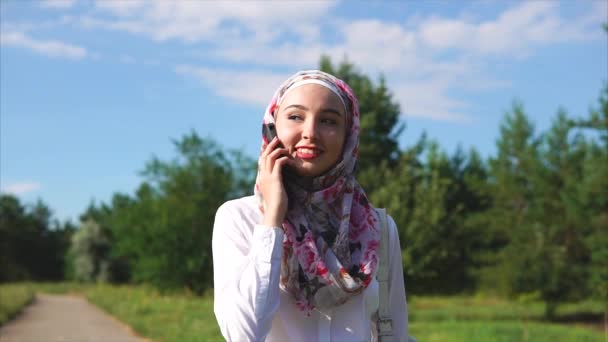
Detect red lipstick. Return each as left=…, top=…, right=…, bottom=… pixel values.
left=295, top=146, right=321, bottom=160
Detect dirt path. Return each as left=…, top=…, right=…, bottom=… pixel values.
left=0, top=293, right=147, bottom=342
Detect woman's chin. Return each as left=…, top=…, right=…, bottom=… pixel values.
left=293, top=168, right=317, bottom=178
left=292, top=164, right=330, bottom=178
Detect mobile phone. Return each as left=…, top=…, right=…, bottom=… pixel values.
left=262, top=123, right=281, bottom=146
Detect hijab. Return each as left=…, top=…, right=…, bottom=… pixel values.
left=254, top=70, right=380, bottom=312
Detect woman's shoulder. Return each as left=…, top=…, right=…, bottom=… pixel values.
left=217, top=195, right=258, bottom=214
left=213, top=196, right=262, bottom=250
left=215, top=195, right=261, bottom=225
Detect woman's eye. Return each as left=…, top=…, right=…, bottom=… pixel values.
left=288, top=114, right=303, bottom=121
left=321, top=118, right=337, bottom=125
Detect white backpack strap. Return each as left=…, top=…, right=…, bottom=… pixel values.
left=376, top=208, right=393, bottom=342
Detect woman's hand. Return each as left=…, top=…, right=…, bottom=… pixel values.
left=258, top=137, right=293, bottom=227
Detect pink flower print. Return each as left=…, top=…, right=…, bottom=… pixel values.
left=295, top=232, right=321, bottom=275
left=362, top=242, right=379, bottom=268
left=316, top=261, right=331, bottom=281
left=365, top=213, right=375, bottom=227
left=300, top=248, right=317, bottom=275
left=321, top=178, right=344, bottom=201
left=368, top=239, right=379, bottom=250
left=349, top=221, right=365, bottom=240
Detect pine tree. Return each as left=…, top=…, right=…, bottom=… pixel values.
left=481, top=102, right=542, bottom=296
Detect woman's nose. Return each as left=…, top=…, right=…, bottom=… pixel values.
left=301, top=119, right=318, bottom=140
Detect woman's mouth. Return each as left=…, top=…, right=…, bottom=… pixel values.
left=296, top=147, right=321, bottom=160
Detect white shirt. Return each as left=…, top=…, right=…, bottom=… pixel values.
left=212, top=196, right=409, bottom=342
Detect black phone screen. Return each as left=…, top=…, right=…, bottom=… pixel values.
left=262, top=123, right=278, bottom=145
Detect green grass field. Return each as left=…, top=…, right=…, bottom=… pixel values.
left=0, top=283, right=604, bottom=341
left=0, top=284, right=35, bottom=325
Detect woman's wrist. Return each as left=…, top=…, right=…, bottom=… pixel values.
left=263, top=202, right=285, bottom=227
left=263, top=216, right=283, bottom=228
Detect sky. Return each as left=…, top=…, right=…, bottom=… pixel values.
left=1, top=0, right=607, bottom=223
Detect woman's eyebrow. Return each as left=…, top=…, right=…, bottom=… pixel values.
left=284, top=104, right=343, bottom=116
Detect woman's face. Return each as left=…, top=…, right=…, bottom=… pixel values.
left=275, top=83, right=347, bottom=177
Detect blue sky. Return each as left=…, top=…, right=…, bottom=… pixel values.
left=1, top=0, right=606, bottom=223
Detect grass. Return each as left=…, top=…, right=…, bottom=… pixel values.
left=0, top=282, right=604, bottom=342
left=409, top=295, right=604, bottom=322
left=84, top=285, right=222, bottom=342
left=0, top=282, right=223, bottom=342
left=0, top=284, right=35, bottom=325
left=410, top=320, right=603, bottom=342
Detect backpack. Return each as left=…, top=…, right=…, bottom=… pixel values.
left=375, top=208, right=393, bottom=342
left=375, top=208, right=417, bottom=342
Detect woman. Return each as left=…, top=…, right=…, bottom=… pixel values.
left=212, top=70, right=409, bottom=341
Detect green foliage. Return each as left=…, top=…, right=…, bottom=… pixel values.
left=477, top=99, right=606, bottom=318
left=370, top=135, right=492, bottom=294
left=99, top=132, right=256, bottom=294
left=479, top=103, right=542, bottom=296
left=0, top=284, right=34, bottom=325
left=409, top=321, right=602, bottom=342
left=0, top=195, right=74, bottom=282
left=69, top=219, right=115, bottom=282
left=84, top=284, right=222, bottom=341
left=573, top=85, right=608, bottom=305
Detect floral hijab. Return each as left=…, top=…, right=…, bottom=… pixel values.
left=254, top=70, right=380, bottom=312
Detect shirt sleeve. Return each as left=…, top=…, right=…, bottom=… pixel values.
left=387, top=214, right=409, bottom=341
left=212, top=202, right=284, bottom=342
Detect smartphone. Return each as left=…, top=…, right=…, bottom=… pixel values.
left=262, top=123, right=281, bottom=146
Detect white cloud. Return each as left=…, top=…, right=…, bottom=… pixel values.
left=211, top=42, right=327, bottom=69
left=418, top=1, right=599, bottom=57
left=76, top=1, right=603, bottom=123
left=1, top=182, right=42, bottom=195
left=394, top=80, right=473, bottom=123
left=175, top=65, right=289, bottom=107
left=40, top=0, right=77, bottom=9
left=95, top=0, right=146, bottom=16
left=339, top=19, right=418, bottom=72
left=1, top=31, right=87, bottom=59
left=420, top=17, right=475, bottom=50
left=88, top=1, right=333, bottom=44
left=1, top=16, right=75, bottom=33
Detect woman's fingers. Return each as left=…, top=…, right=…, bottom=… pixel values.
left=265, top=145, right=290, bottom=175
left=258, top=138, right=293, bottom=225
left=260, top=137, right=281, bottom=172
left=261, top=137, right=280, bottom=158
left=273, top=155, right=294, bottom=179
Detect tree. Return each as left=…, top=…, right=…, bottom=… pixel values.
left=574, top=85, right=608, bottom=318
left=480, top=102, right=543, bottom=297
left=479, top=100, right=602, bottom=317
left=371, top=135, right=491, bottom=294
left=106, top=132, right=255, bottom=293
left=530, top=110, right=591, bottom=316
left=0, top=195, right=72, bottom=282
left=69, top=219, right=113, bottom=282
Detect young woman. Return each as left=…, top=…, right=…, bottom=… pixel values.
left=212, top=70, right=409, bottom=341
